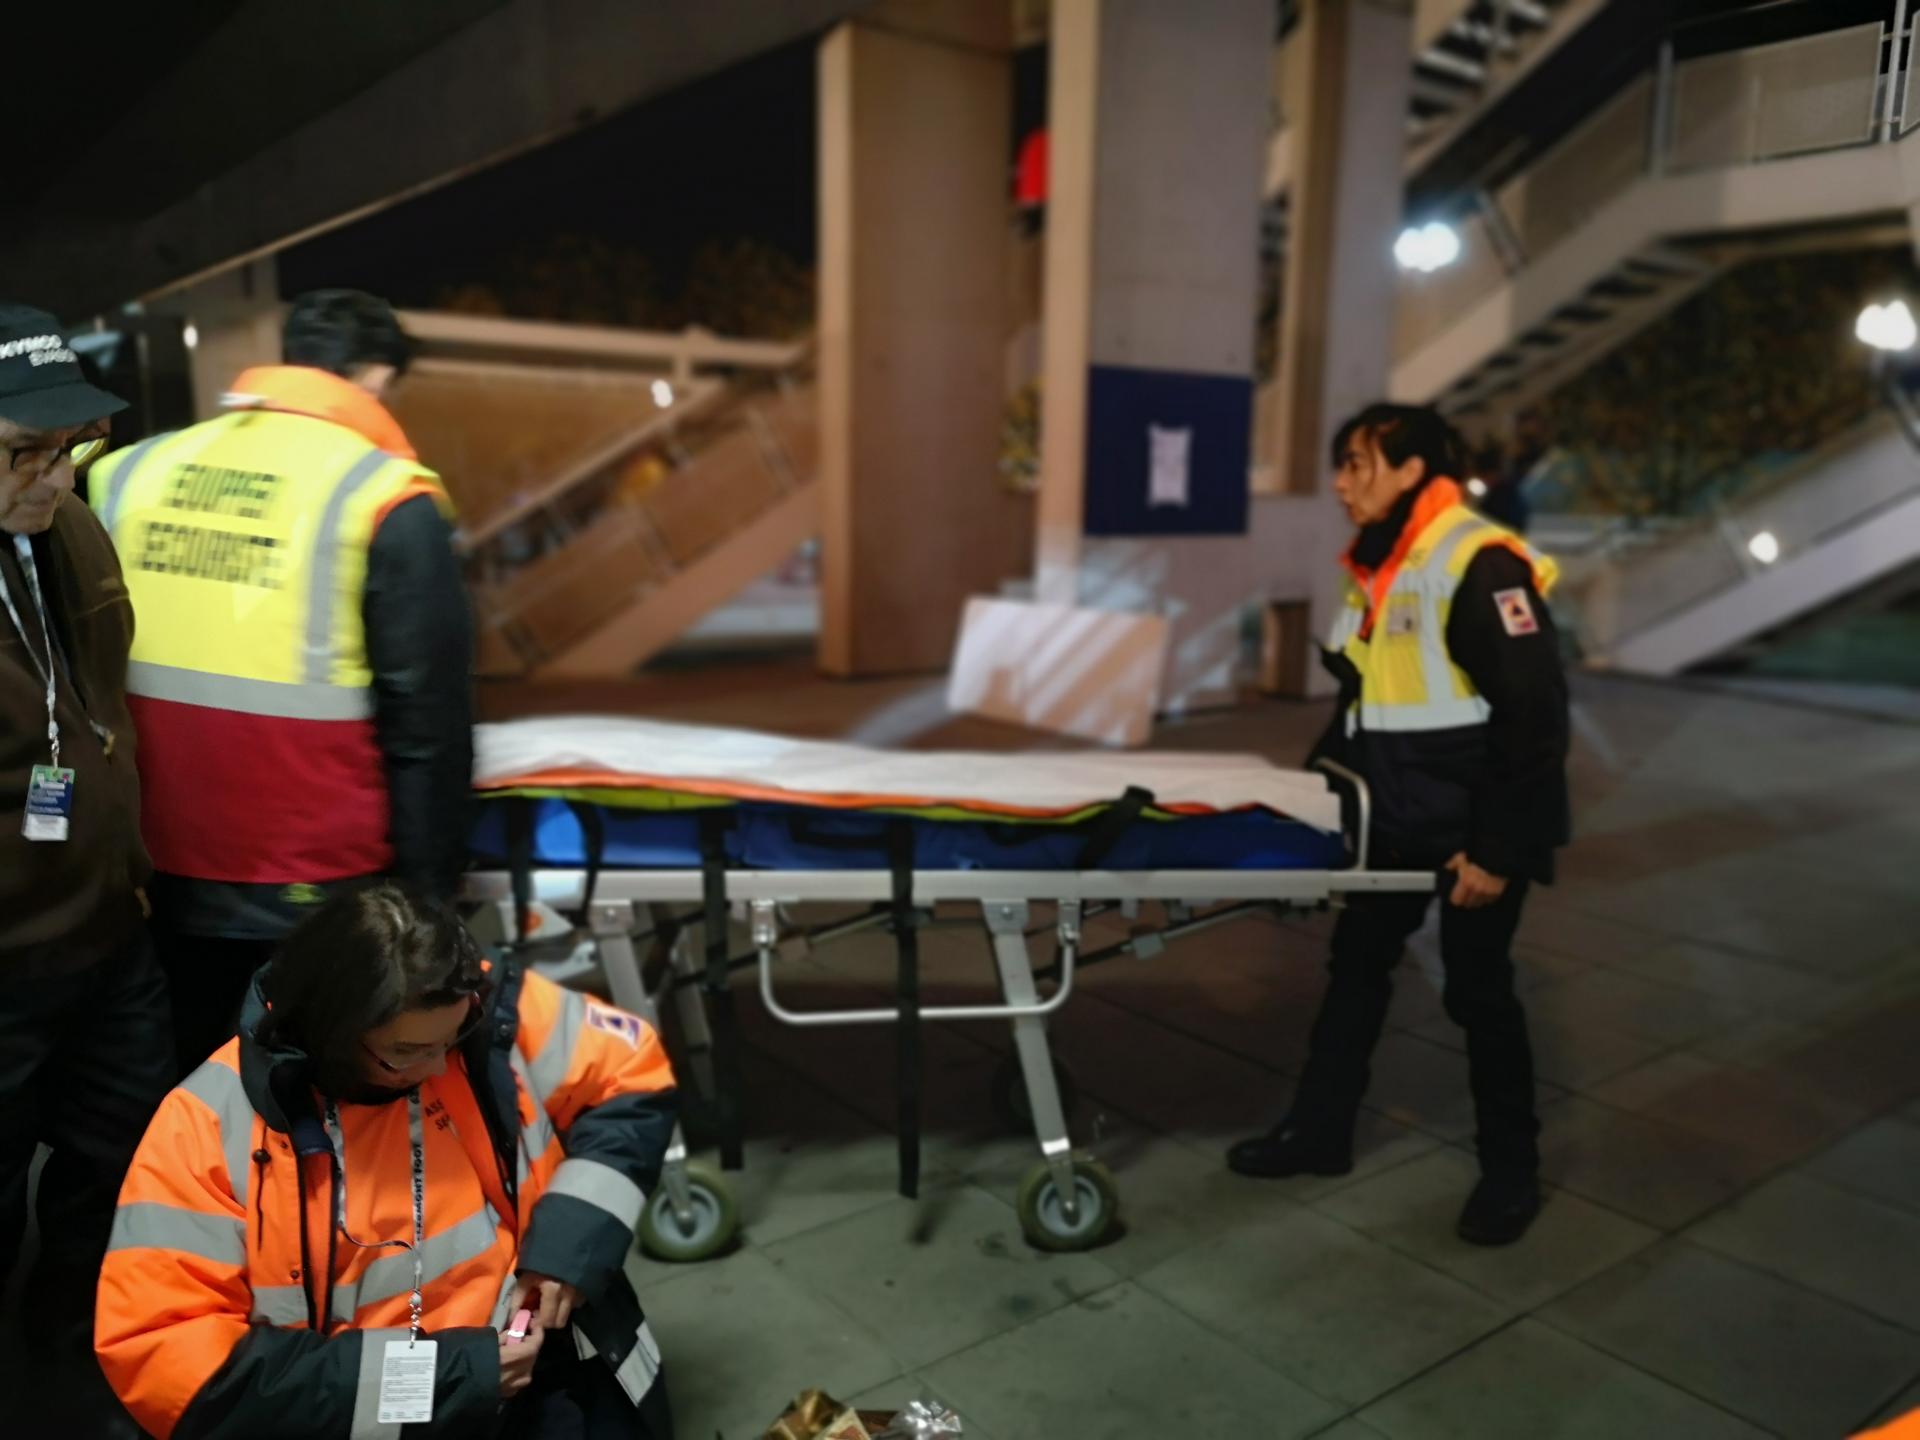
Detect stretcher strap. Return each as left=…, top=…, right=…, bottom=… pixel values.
left=699, top=812, right=745, bottom=1171
left=1075, top=786, right=1156, bottom=869
left=505, top=798, right=536, bottom=949
left=565, top=801, right=607, bottom=910
left=888, top=820, right=921, bottom=1200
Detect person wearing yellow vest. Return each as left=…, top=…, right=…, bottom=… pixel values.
left=1229, top=403, right=1570, bottom=1246
left=88, top=291, right=474, bottom=1076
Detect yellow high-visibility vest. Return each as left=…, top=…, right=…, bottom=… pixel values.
left=1328, top=499, right=1558, bottom=736
left=90, top=409, right=444, bottom=717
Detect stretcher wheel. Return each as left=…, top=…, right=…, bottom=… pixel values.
left=639, top=1161, right=739, bottom=1263
left=1015, top=1156, right=1119, bottom=1252
left=990, top=1053, right=1080, bottom=1133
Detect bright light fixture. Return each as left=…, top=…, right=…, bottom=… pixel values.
left=1394, top=221, right=1462, bottom=274
left=651, top=379, right=674, bottom=407
left=1466, top=477, right=1489, bottom=498
left=1747, top=530, right=1781, bottom=565
left=182, top=322, right=199, bottom=350
left=1855, top=300, right=1917, bottom=352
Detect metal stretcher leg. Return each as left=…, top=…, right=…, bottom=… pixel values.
left=587, top=901, right=740, bottom=1263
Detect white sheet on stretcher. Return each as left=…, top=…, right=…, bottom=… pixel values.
left=474, top=715, right=1342, bottom=832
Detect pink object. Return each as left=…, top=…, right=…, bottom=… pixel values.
left=505, top=1308, right=534, bottom=1342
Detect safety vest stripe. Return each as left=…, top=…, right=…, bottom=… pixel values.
left=526, top=991, right=584, bottom=1107
left=108, top=1202, right=247, bottom=1267
left=612, top=1318, right=663, bottom=1403
left=179, top=1059, right=256, bottom=1213
left=546, top=1157, right=645, bottom=1230
left=304, top=449, right=397, bottom=687
left=127, top=660, right=377, bottom=721
left=509, top=1050, right=558, bottom=1187
left=350, top=1328, right=408, bottom=1439
left=97, top=431, right=176, bottom=535
left=249, top=1205, right=503, bottom=1329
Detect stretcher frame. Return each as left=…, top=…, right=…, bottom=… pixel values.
left=463, top=762, right=1435, bottom=1255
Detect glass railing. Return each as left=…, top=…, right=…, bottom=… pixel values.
left=1397, top=21, right=1897, bottom=357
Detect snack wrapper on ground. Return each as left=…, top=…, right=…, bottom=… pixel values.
left=871, top=1399, right=964, bottom=1438
left=765, top=1389, right=871, bottom=1440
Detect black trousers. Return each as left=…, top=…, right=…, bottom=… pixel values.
left=499, top=1337, right=675, bottom=1440
left=1292, top=880, right=1540, bottom=1177
left=0, top=930, right=175, bottom=1434
left=151, top=927, right=274, bottom=1079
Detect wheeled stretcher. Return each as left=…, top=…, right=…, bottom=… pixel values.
left=461, top=717, right=1432, bottom=1257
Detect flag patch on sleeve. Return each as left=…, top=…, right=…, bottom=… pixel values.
left=585, top=1002, right=644, bottom=1047
left=1494, top=587, right=1540, bottom=637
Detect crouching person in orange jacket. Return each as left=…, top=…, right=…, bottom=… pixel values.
left=95, top=883, right=679, bottom=1438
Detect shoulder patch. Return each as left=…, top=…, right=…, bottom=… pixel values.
left=585, top=1001, right=644, bottom=1048
left=1494, top=587, right=1540, bottom=637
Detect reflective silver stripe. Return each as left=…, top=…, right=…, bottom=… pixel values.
left=350, top=1328, right=407, bottom=1439
left=249, top=1207, right=502, bottom=1329
left=98, top=432, right=175, bottom=535
left=546, top=1157, right=645, bottom=1231
left=612, top=1321, right=663, bottom=1404
left=510, top=1051, right=559, bottom=1183
left=180, top=1060, right=256, bottom=1214
left=126, top=660, right=376, bottom=720
left=1359, top=695, right=1491, bottom=731
left=248, top=1285, right=311, bottom=1328
left=304, top=449, right=397, bottom=687
left=489, top=1269, right=518, bottom=1330
left=108, top=1202, right=246, bottom=1266
left=526, top=989, right=585, bottom=1106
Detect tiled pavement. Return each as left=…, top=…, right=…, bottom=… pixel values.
left=526, top=671, right=1920, bottom=1437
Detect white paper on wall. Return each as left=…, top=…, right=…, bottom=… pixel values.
left=1147, top=424, right=1192, bottom=508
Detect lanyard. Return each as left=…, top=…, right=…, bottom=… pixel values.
left=0, top=535, right=58, bottom=768
left=326, top=1090, right=428, bottom=1344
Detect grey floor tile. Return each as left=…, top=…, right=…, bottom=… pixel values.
left=1359, top=1319, right=1773, bottom=1440
left=1806, top=1117, right=1920, bottom=1215
left=1585, top=1050, right=1865, bottom=1160
left=1137, top=1204, right=1509, bottom=1408
left=764, top=1183, right=1123, bottom=1369
left=1415, top=1010, right=1665, bottom=1092
left=1609, top=939, right=1832, bottom=1012
left=1542, top=1241, right=1920, bottom=1440
left=919, top=1283, right=1339, bottom=1440
left=1523, top=968, right=1753, bottom=1049
left=642, top=1248, right=903, bottom=1440
left=1535, top=1095, right=1778, bottom=1230
left=1686, top=1171, right=1920, bottom=1330
left=1315, top=1149, right=1660, bottom=1310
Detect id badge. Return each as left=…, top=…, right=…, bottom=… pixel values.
left=378, top=1339, right=437, bottom=1424
left=23, top=765, right=73, bottom=843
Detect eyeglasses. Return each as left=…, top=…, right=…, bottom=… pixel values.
left=8, top=433, right=107, bottom=473
left=361, top=995, right=486, bottom=1075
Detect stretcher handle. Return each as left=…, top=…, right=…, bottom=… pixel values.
left=755, top=931, right=1076, bottom=1028
left=1312, top=757, right=1373, bottom=872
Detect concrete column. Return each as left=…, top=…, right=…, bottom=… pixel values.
left=1266, top=0, right=1411, bottom=692
left=817, top=1, right=1019, bottom=676
left=148, top=258, right=283, bottom=419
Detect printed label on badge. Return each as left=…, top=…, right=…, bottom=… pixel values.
left=23, top=764, right=73, bottom=843
left=379, top=1339, right=437, bottom=1424
left=1493, top=588, right=1539, bottom=637
left=585, top=1001, right=644, bottom=1048
left=1385, top=604, right=1420, bottom=638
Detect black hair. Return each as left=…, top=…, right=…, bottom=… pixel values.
left=256, top=883, right=486, bottom=1066
left=282, top=289, right=414, bottom=379
left=1331, top=402, right=1468, bottom=484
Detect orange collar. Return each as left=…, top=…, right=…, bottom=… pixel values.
left=1340, top=478, right=1464, bottom=638
left=224, top=365, right=417, bottom=460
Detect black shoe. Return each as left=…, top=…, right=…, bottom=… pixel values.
left=1457, top=1173, right=1541, bottom=1246
left=1226, top=1124, right=1353, bottom=1179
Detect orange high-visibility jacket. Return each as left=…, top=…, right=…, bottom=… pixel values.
left=97, top=963, right=676, bottom=1439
